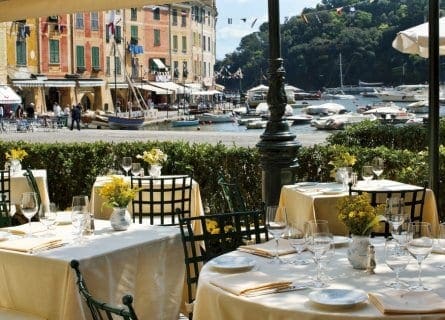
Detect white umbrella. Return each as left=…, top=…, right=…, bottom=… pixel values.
left=392, top=17, right=445, bottom=58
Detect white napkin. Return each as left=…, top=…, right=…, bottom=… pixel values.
left=2, top=222, right=47, bottom=235
left=0, top=237, right=63, bottom=253
left=369, top=290, right=445, bottom=314
left=238, top=239, right=296, bottom=257
left=210, top=271, right=293, bottom=296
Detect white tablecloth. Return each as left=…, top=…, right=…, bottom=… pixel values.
left=0, top=220, right=185, bottom=320
left=193, top=238, right=445, bottom=320
left=10, top=169, right=50, bottom=210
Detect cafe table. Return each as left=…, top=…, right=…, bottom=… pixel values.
left=278, top=179, right=440, bottom=236
left=90, top=175, right=204, bottom=220
left=10, top=169, right=50, bottom=208
left=0, top=219, right=185, bottom=320
left=192, top=238, right=445, bottom=320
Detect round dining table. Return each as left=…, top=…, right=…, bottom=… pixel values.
left=192, top=237, right=445, bottom=320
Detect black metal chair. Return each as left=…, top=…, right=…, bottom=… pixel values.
left=0, top=169, right=11, bottom=227
left=70, top=260, right=138, bottom=320
left=131, top=175, right=192, bottom=225
left=217, top=175, right=247, bottom=212
left=349, top=183, right=427, bottom=237
left=179, top=210, right=268, bottom=319
left=23, top=168, right=42, bottom=217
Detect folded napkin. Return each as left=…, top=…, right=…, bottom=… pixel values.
left=210, top=271, right=293, bottom=296
left=0, top=237, right=63, bottom=253
left=2, top=222, right=47, bottom=236
left=369, top=290, right=445, bottom=314
left=238, top=239, right=296, bottom=257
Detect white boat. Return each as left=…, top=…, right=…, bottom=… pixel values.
left=172, top=117, right=199, bottom=127
left=246, top=84, right=299, bottom=107
left=246, top=119, right=293, bottom=129
left=301, top=102, right=347, bottom=115
left=285, top=114, right=314, bottom=125
left=237, top=116, right=263, bottom=125
left=362, top=105, right=416, bottom=123
left=255, top=102, right=293, bottom=117
left=311, top=113, right=377, bottom=130
left=322, top=90, right=355, bottom=100
left=406, top=100, right=428, bottom=113
left=197, top=112, right=235, bottom=123
left=374, top=84, right=428, bottom=102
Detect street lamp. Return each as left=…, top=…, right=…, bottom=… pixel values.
left=256, top=0, right=300, bottom=207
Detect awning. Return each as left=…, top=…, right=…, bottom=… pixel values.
left=190, top=90, right=223, bottom=96
left=0, top=85, right=22, bottom=104
left=44, top=80, right=76, bottom=88
left=149, top=81, right=184, bottom=93
left=109, top=82, right=129, bottom=89
left=77, top=80, right=105, bottom=87
left=184, top=83, right=203, bottom=92
left=133, top=83, right=171, bottom=95
left=153, top=58, right=167, bottom=70
left=11, top=79, right=44, bottom=88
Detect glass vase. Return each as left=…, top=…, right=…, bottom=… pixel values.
left=347, top=235, right=370, bottom=269
left=110, top=207, right=132, bottom=231
left=149, top=165, right=162, bottom=177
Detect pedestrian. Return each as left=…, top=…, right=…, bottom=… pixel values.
left=0, top=104, right=4, bottom=132
left=70, top=104, right=82, bottom=130
left=26, top=102, right=35, bottom=119
left=15, top=104, right=23, bottom=119
left=53, top=102, right=62, bottom=117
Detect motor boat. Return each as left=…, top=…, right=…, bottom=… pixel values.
left=374, top=84, right=428, bottom=102
left=301, top=102, right=347, bottom=115
left=311, top=113, right=377, bottom=130
left=362, top=105, right=416, bottom=124
left=284, top=114, right=314, bottom=125
left=255, top=102, right=293, bottom=117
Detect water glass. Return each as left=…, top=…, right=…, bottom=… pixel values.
left=40, top=202, right=58, bottom=235
left=385, top=239, right=410, bottom=289
left=362, top=165, right=374, bottom=183
left=266, top=205, right=287, bottom=264
left=385, top=197, right=408, bottom=240
left=121, top=157, right=132, bottom=176
left=131, top=162, right=141, bottom=176
left=372, top=157, right=384, bottom=179
left=71, top=195, right=89, bottom=243
left=288, top=223, right=310, bottom=265
left=407, top=222, right=433, bottom=291
left=20, top=192, right=38, bottom=237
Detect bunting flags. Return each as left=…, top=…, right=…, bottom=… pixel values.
left=214, top=66, right=244, bottom=80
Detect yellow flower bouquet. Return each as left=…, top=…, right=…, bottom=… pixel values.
left=337, top=193, right=385, bottom=236
left=136, top=148, right=167, bottom=166
left=5, top=148, right=28, bottom=161
left=98, top=176, right=139, bottom=208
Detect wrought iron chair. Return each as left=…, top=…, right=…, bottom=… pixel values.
left=23, top=168, right=42, bottom=217
left=131, top=175, right=192, bottom=225
left=217, top=175, right=247, bottom=212
left=349, top=182, right=427, bottom=237
left=70, top=260, right=138, bottom=320
left=0, top=169, right=11, bottom=227
left=179, top=210, right=268, bottom=319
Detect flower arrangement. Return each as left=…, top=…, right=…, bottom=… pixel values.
left=5, top=148, right=28, bottom=161
left=329, top=148, right=357, bottom=178
left=206, top=219, right=234, bottom=234
left=337, top=193, right=385, bottom=236
left=98, top=176, right=139, bottom=208
left=136, top=148, right=167, bottom=166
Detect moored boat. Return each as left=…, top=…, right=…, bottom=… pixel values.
left=311, top=113, right=377, bottom=130
left=107, top=115, right=145, bottom=130
left=172, top=117, right=199, bottom=127
left=197, top=112, right=235, bottom=123
left=302, top=102, right=347, bottom=115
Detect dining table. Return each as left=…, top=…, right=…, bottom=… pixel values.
left=278, top=179, right=440, bottom=236
left=10, top=169, right=50, bottom=209
left=0, top=219, right=185, bottom=320
left=192, top=237, right=445, bottom=320
left=90, top=175, right=204, bottom=220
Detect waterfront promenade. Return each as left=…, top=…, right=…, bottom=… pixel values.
left=0, top=127, right=329, bottom=147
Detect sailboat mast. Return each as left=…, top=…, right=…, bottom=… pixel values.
left=339, top=53, right=344, bottom=89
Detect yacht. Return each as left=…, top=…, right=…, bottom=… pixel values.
left=374, top=84, right=428, bottom=102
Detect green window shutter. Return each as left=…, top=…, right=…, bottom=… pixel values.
left=182, top=36, right=187, bottom=52
left=154, top=29, right=160, bottom=46
left=76, top=45, right=85, bottom=67
left=16, top=41, right=26, bottom=66
left=106, top=56, right=110, bottom=76
left=92, top=46, right=100, bottom=69
left=115, top=57, right=121, bottom=75
left=115, top=26, right=122, bottom=43
left=173, top=35, right=178, bottom=51
left=49, top=39, right=59, bottom=64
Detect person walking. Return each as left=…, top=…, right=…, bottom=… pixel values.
left=70, top=104, right=82, bottom=130
left=0, top=104, right=5, bottom=132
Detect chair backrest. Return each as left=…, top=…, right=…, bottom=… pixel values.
left=131, top=175, right=192, bottom=225
left=70, top=260, right=138, bottom=320
left=349, top=183, right=427, bottom=237
left=179, top=210, right=268, bottom=318
left=0, top=169, right=11, bottom=227
left=23, top=168, right=42, bottom=216
left=217, top=175, right=247, bottom=212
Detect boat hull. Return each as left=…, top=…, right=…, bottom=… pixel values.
left=172, top=119, right=199, bottom=127
left=108, top=116, right=144, bottom=130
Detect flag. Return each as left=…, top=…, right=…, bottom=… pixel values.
left=106, top=10, right=116, bottom=35
left=251, top=18, right=257, bottom=28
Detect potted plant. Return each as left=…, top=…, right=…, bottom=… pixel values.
left=136, top=148, right=168, bottom=177
left=329, top=149, right=357, bottom=182
left=5, top=147, right=28, bottom=174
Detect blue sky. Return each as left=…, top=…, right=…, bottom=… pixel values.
left=215, top=0, right=320, bottom=60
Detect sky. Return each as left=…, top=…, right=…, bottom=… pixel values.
left=215, top=0, right=321, bottom=60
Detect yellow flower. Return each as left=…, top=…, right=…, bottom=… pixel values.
left=5, top=148, right=28, bottom=161
left=98, top=176, right=139, bottom=207
left=136, top=148, right=167, bottom=166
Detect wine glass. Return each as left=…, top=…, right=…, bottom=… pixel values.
left=266, top=205, right=287, bottom=264
left=131, top=162, right=141, bottom=177
left=339, top=166, right=352, bottom=191
left=318, top=234, right=335, bottom=283
left=288, top=223, right=310, bottom=265
left=362, top=165, right=374, bottom=184
left=40, top=202, right=58, bottom=235
left=385, top=239, right=410, bottom=289
left=308, top=231, right=332, bottom=288
left=407, top=222, right=433, bottom=291
left=20, top=192, right=38, bottom=237
left=71, top=195, right=89, bottom=243
left=385, top=197, right=408, bottom=241
left=437, top=223, right=445, bottom=269
left=121, top=157, right=132, bottom=176
left=372, top=157, right=384, bottom=180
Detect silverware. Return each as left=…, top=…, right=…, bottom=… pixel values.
left=244, top=284, right=308, bottom=297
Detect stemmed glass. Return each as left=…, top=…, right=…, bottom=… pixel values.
left=372, top=157, right=384, bottom=180
left=266, top=206, right=287, bottom=264
left=385, top=239, right=410, bottom=289
left=305, top=220, right=331, bottom=288
left=131, top=162, right=141, bottom=177
left=362, top=165, right=374, bottom=184
left=71, top=195, right=89, bottom=243
left=121, top=157, right=132, bottom=176
left=288, top=223, right=310, bottom=265
left=385, top=197, right=409, bottom=242
left=339, top=167, right=352, bottom=191
left=318, top=234, right=335, bottom=283
left=40, top=202, right=58, bottom=235
left=20, top=192, right=38, bottom=237
left=437, top=223, right=445, bottom=269
left=407, top=222, right=433, bottom=291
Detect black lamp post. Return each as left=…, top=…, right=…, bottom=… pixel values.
left=256, top=0, right=300, bottom=207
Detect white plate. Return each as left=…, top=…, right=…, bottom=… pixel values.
left=209, top=256, right=256, bottom=272
left=322, top=188, right=345, bottom=195
left=334, top=236, right=351, bottom=246
left=296, top=182, right=318, bottom=187
left=308, top=289, right=367, bottom=307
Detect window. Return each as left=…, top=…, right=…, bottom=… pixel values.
left=203, top=35, right=206, bottom=51
left=207, top=11, right=211, bottom=25
left=203, top=62, right=206, bottom=78
left=115, top=26, right=122, bottom=43
left=49, top=39, right=59, bottom=64
left=182, top=61, right=188, bottom=78
left=131, top=8, right=137, bottom=21
left=76, top=45, right=85, bottom=68
left=172, top=35, right=178, bottom=52
left=182, top=36, right=187, bottom=53
left=181, top=11, right=187, bottom=27
left=115, top=56, right=121, bottom=75
left=91, top=12, right=99, bottom=30
left=92, top=46, right=100, bottom=69
left=106, top=56, right=110, bottom=76
left=153, top=7, right=160, bottom=20
left=130, top=25, right=138, bottom=45
left=208, top=37, right=211, bottom=53
left=172, top=9, right=177, bottom=26
left=173, top=61, right=179, bottom=78
left=154, top=29, right=160, bottom=46
left=75, top=13, right=84, bottom=29
left=16, top=40, right=26, bottom=66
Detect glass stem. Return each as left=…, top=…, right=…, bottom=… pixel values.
left=28, top=218, right=32, bottom=236
left=417, top=261, right=423, bottom=287
left=274, top=239, right=279, bottom=260
left=316, top=259, right=322, bottom=282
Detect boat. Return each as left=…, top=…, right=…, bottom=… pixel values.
left=237, top=116, right=263, bottom=125
left=284, top=114, right=314, bottom=125
left=246, top=120, right=267, bottom=129
left=374, top=84, right=428, bottom=102
left=406, top=100, right=428, bottom=113
left=301, top=102, right=347, bottom=115
left=81, top=110, right=109, bottom=128
left=246, top=84, right=299, bottom=107
left=197, top=112, right=235, bottom=123
left=255, top=102, right=293, bottom=117
left=362, top=105, right=416, bottom=124
left=172, top=117, right=199, bottom=127
left=311, top=113, right=377, bottom=130
left=107, top=113, right=145, bottom=130
left=322, top=89, right=355, bottom=100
